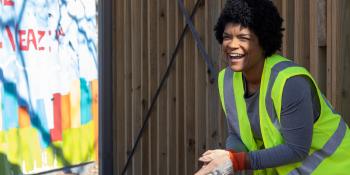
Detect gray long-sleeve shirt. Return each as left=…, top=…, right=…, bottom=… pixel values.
left=225, top=76, right=320, bottom=170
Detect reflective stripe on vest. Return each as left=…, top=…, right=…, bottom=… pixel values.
left=223, top=68, right=258, bottom=151
left=223, top=68, right=241, bottom=137
left=265, top=61, right=297, bottom=131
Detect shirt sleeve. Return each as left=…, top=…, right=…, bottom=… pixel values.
left=226, top=133, right=248, bottom=152
left=248, top=76, right=315, bottom=170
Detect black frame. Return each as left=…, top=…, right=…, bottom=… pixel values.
left=98, top=0, right=114, bottom=174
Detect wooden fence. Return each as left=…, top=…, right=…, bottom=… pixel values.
left=112, top=0, right=350, bottom=174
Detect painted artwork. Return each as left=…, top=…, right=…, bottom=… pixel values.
left=0, top=0, right=98, bottom=174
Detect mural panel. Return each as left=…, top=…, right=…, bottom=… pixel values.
left=0, top=0, right=98, bottom=174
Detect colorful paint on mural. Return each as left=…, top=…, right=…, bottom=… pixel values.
left=0, top=0, right=98, bottom=174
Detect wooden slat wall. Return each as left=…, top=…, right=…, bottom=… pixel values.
left=113, top=0, right=350, bottom=174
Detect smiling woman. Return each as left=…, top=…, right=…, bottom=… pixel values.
left=194, top=0, right=350, bottom=174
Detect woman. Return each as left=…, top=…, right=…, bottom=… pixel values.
left=195, top=0, right=350, bottom=174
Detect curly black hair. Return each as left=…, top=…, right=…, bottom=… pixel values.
left=214, top=0, right=284, bottom=57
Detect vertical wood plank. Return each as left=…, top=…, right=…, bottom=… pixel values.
left=340, top=0, right=350, bottom=123
left=294, top=0, right=310, bottom=68
left=310, top=0, right=320, bottom=83
left=157, top=0, right=168, bottom=174
left=326, top=0, right=333, bottom=101
left=115, top=0, right=125, bottom=174
left=124, top=0, right=133, bottom=174
left=317, top=0, right=327, bottom=93
left=167, top=0, right=177, bottom=174
left=330, top=0, right=339, bottom=108
left=131, top=0, right=142, bottom=174
left=184, top=0, right=196, bottom=174
left=148, top=0, right=159, bottom=174
left=175, top=0, right=185, bottom=174
left=282, top=0, right=294, bottom=59
left=327, top=0, right=340, bottom=107
left=141, top=0, right=150, bottom=174
left=318, top=0, right=327, bottom=47
left=194, top=1, right=207, bottom=171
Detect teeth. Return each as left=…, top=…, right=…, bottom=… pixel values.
left=229, top=53, right=243, bottom=57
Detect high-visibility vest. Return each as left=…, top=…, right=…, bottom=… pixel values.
left=218, top=54, right=350, bottom=175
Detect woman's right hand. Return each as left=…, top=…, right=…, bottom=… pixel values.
left=194, top=149, right=234, bottom=175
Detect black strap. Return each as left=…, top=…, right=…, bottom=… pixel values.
left=177, top=0, right=217, bottom=82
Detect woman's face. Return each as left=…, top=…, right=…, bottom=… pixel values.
left=222, top=23, right=265, bottom=74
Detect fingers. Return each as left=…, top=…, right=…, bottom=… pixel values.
left=198, top=155, right=212, bottom=163
left=202, top=150, right=213, bottom=156
left=196, top=150, right=234, bottom=175
left=199, top=150, right=214, bottom=163
left=194, top=164, right=213, bottom=175
left=199, top=160, right=219, bottom=174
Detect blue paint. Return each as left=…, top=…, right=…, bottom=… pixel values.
left=80, top=78, right=92, bottom=124
left=32, top=99, right=51, bottom=148
left=1, top=82, right=19, bottom=130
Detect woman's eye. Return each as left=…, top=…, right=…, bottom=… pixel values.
left=223, top=36, right=230, bottom=40
left=239, top=37, right=250, bottom=41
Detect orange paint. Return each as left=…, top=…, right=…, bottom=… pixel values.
left=61, top=94, right=71, bottom=129
left=70, top=80, right=81, bottom=128
left=18, top=106, right=31, bottom=128
left=91, top=79, right=99, bottom=160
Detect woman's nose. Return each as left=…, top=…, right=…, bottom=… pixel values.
left=228, top=38, right=239, bottom=49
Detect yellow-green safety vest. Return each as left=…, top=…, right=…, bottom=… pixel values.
left=218, top=54, right=350, bottom=175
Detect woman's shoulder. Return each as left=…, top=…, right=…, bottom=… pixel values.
left=282, top=76, right=313, bottom=107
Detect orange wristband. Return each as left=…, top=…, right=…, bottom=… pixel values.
left=227, top=150, right=247, bottom=171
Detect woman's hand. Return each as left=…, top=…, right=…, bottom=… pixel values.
left=194, top=149, right=234, bottom=175
left=198, top=149, right=230, bottom=163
